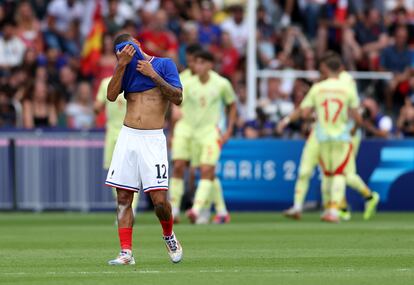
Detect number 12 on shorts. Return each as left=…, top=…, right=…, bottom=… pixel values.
left=155, top=164, right=167, bottom=179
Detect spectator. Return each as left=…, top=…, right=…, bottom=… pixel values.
left=45, top=0, right=83, bottom=53
left=178, top=21, right=199, bottom=69
left=21, top=48, right=38, bottom=76
left=0, top=87, right=17, bottom=127
left=362, top=97, right=393, bottom=138
left=210, top=31, right=239, bottom=81
left=8, top=67, right=29, bottom=102
left=257, top=24, right=278, bottom=69
left=343, top=9, right=388, bottom=70
left=57, top=65, right=77, bottom=102
left=93, top=33, right=117, bottom=93
left=132, top=0, right=160, bottom=14
left=259, top=77, right=294, bottom=126
left=0, top=20, right=26, bottom=73
left=282, top=79, right=312, bottom=138
left=221, top=4, right=248, bottom=55
left=235, top=82, right=247, bottom=136
left=22, top=80, right=57, bottom=129
left=281, top=26, right=315, bottom=70
left=139, top=9, right=178, bottom=60
left=243, top=107, right=276, bottom=139
left=197, top=1, right=221, bottom=47
left=380, top=25, right=412, bottom=110
left=66, top=81, right=94, bottom=130
left=388, top=6, right=414, bottom=46
left=257, top=4, right=275, bottom=41
left=316, top=0, right=352, bottom=59
left=299, top=0, right=324, bottom=40
left=15, top=0, right=43, bottom=52
left=350, top=0, right=385, bottom=21
left=163, top=0, right=181, bottom=37
left=64, top=20, right=81, bottom=57
left=104, top=0, right=135, bottom=36
left=397, top=95, right=414, bottom=137
left=43, top=47, right=66, bottom=86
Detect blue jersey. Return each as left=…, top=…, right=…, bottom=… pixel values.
left=114, top=41, right=182, bottom=96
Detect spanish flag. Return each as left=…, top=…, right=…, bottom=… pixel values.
left=80, top=3, right=105, bottom=76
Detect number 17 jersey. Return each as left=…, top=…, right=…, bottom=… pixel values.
left=300, top=77, right=359, bottom=142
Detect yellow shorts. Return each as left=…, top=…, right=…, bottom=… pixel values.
left=171, top=121, right=192, bottom=162
left=297, top=131, right=320, bottom=177
left=190, top=133, right=221, bottom=167
left=171, top=121, right=221, bottom=166
left=319, top=141, right=353, bottom=176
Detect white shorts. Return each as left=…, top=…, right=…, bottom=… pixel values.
left=105, top=126, right=169, bottom=193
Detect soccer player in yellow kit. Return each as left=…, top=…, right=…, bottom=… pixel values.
left=169, top=44, right=201, bottom=223
left=170, top=50, right=237, bottom=224
left=94, top=77, right=140, bottom=216
left=282, top=53, right=365, bottom=222
left=279, top=70, right=379, bottom=221
left=301, top=53, right=364, bottom=222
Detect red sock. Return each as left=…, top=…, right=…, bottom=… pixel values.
left=118, top=228, right=133, bottom=250
left=160, top=217, right=173, bottom=236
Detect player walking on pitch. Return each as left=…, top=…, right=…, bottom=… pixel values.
left=296, top=52, right=363, bottom=222
left=170, top=49, right=236, bottom=224
left=171, top=50, right=237, bottom=224
left=278, top=70, right=379, bottom=221
left=105, top=34, right=183, bottom=265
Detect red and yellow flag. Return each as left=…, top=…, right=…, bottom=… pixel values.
left=80, top=2, right=105, bottom=76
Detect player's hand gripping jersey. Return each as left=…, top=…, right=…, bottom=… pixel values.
left=114, top=41, right=182, bottom=94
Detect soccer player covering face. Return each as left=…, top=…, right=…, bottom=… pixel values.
left=171, top=50, right=237, bottom=224
left=105, top=34, right=183, bottom=265
left=299, top=52, right=363, bottom=222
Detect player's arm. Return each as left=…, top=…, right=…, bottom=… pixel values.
left=94, top=79, right=107, bottom=114
left=348, top=86, right=363, bottom=130
left=349, top=107, right=363, bottom=127
left=94, top=101, right=105, bottom=115
left=277, top=108, right=302, bottom=134
left=278, top=85, right=316, bottom=133
left=222, top=102, right=237, bottom=144
left=107, top=45, right=135, bottom=102
left=136, top=60, right=183, bottom=106
left=221, top=79, right=237, bottom=143
left=300, top=107, right=314, bottom=120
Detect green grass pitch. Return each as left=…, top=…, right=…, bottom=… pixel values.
left=0, top=212, right=413, bottom=285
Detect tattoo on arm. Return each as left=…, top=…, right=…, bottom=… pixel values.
left=151, top=73, right=182, bottom=105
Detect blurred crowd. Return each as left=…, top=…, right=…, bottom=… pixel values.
left=0, top=0, right=413, bottom=139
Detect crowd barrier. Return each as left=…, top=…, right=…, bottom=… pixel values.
left=0, top=131, right=413, bottom=211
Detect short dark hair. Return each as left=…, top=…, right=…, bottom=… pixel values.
left=185, top=44, right=203, bottom=55
left=113, top=33, right=132, bottom=51
left=193, top=50, right=215, bottom=63
left=320, top=51, right=342, bottom=72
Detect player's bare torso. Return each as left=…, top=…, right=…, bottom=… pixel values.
left=124, top=87, right=169, bottom=129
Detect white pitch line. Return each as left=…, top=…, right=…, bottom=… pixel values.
left=0, top=269, right=300, bottom=276
left=1, top=268, right=411, bottom=276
